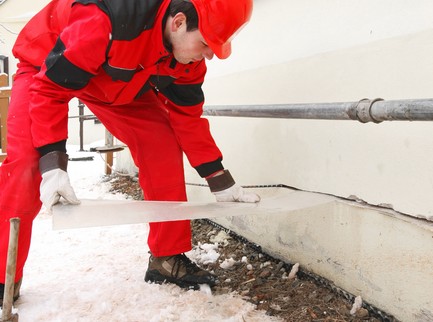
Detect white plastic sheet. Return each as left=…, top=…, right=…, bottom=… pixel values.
left=53, top=189, right=335, bottom=230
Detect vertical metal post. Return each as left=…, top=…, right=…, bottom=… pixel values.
left=78, top=100, right=85, bottom=152
left=1, top=218, right=20, bottom=322
left=105, top=131, right=114, bottom=175
left=0, top=56, right=9, bottom=78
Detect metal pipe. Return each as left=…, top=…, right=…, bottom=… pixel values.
left=203, top=98, right=433, bottom=123
left=68, top=115, right=98, bottom=120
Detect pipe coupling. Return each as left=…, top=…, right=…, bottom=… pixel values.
left=351, top=98, right=384, bottom=123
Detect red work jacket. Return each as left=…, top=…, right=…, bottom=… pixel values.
left=12, top=0, right=223, bottom=177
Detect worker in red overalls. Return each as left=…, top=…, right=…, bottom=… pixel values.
left=0, top=0, right=260, bottom=303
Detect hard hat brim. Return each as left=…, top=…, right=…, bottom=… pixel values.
left=208, top=40, right=231, bottom=59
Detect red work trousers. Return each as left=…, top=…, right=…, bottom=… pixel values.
left=0, top=64, right=192, bottom=284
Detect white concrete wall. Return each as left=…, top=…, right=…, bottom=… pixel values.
left=185, top=0, right=433, bottom=220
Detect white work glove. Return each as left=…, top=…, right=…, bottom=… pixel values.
left=206, top=170, right=260, bottom=203
left=213, top=184, right=260, bottom=203
left=39, top=151, right=80, bottom=209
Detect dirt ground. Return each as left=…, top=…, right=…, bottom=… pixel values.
left=110, top=175, right=396, bottom=322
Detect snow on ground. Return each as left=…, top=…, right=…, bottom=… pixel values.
left=3, top=145, right=281, bottom=322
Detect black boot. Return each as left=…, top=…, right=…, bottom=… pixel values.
left=145, top=253, right=216, bottom=290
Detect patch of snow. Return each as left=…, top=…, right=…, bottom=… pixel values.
left=350, top=295, right=363, bottom=315
left=288, top=262, right=300, bottom=279
left=4, top=145, right=281, bottom=321
left=220, top=258, right=237, bottom=270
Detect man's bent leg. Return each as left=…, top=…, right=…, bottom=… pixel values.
left=83, top=91, right=191, bottom=256
left=84, top=92, right=217, bottom=289
left=0, top=65, right=42, bottom=284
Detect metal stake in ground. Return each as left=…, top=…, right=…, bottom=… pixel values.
left=1, top=218, right=20, bottom=322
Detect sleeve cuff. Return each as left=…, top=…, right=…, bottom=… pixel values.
left=194, top=157, right=224, bottom=178
left=36, top=140, right=67, bottom=156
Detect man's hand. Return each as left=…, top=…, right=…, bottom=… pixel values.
left=40, top=168, right=80, bottom=209
left=206, top=169, right=260, bottom=203
left=39, top=151, right=80, bottom=209
left=213, top=184, right=260, bottom=203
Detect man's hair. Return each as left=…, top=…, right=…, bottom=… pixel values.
left=168, top=0, right=199, bottom=31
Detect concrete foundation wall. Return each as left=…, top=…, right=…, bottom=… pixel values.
left=186, top=185, right=433, bottom=322
left=213, top=197, right=433, bottom=322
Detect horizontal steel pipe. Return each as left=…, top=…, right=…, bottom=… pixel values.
left=203, top=99, right=433, bottom=123
left=369, top=99, right=433, bottom=122
left=68, top=115, right=98, bottom=120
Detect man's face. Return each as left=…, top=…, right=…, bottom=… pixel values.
left=169, top=13, right=215, bottom=64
